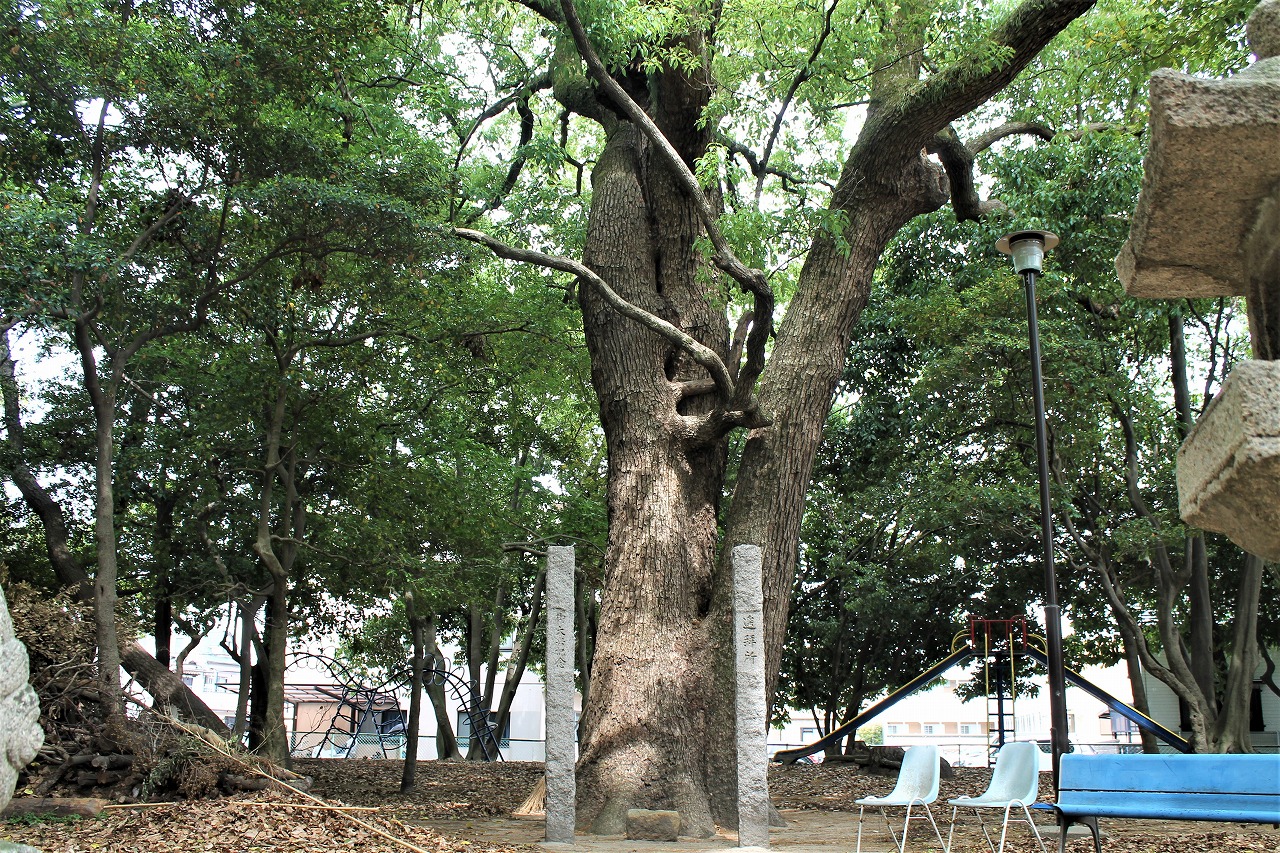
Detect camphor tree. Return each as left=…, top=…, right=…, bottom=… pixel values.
left=447, top=0, right=1121, bottom=834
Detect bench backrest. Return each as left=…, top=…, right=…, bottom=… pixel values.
left=1057, top=754, right=1280, bottom=822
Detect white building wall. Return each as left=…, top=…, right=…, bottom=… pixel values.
left=139, top=632, right=557, bottom=762
left=769, top=660, right=1144, bottom=768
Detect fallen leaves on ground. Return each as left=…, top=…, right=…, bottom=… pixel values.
left=292, top=759, right=544, bottom=818
left=5, top=759, right=1278, bottom=853
left=2, top=788, right=531, bottom=853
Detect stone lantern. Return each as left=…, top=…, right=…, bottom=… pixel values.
left=1116, top=0, right=1280, bottom=561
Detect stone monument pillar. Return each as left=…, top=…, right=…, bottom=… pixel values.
left=544, top=546, right=576, bottom=846
left=1116, top=0, right=1280, bottom=560
left=732, top=545, right=769, bottom=849
left=1, top=586, right=44, bottom=853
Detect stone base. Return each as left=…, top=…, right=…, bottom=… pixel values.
left=1178, top=360, right=1280, bottom=560
left=625, top=809, right=682, bottom=841
left=0, top=841, right=42, bottom=853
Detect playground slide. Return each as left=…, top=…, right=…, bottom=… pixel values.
left=1020, top=647, right=1192, bottom=753
left=772, top=646, right=975, bottom=764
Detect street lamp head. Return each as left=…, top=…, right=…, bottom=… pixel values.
left=996, top=230, right=1060, bottom=275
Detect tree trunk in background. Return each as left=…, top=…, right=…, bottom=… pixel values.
left=424, top=615, right=462, bottom=761
left=74, top=318, right=124, bottom=713
left=1171, top=316, right=1218, bottom=705
left=1213, top=554, right=1263, bottom=753
left=1118, top=633, right=1160, bottom=754
left=464, top=604, right=490, bottom=761
left=401, top=595, right=426, bottom=792
left=260, top=581, right=291, bottom=764
left=493, top=567, right=546, bottom=746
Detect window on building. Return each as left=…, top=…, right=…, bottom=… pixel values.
left=457, top=712, right=511, bottom=749
left=885, top=724, right=901, bottom=736
left=378, top=710, right=406, bottom=735
left=959, top=723, right=977, bottom=736
left=922, top=724, right=937, bottom=736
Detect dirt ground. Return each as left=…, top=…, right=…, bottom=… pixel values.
left=5, top=758, right=1278, bottom=852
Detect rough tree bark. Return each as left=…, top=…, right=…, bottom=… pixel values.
left=462, top=0, right=1097, bottom=833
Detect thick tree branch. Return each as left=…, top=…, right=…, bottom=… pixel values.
left=927, top=125, right=1000, bottom=221
left=514, top=0, right=562, bottom=23
left=454, top=227, right=736, bottom=400
left=868, top=0, right=1096, bottom=155
left=967, top=120, right=1056, bottom=152
left=928, top=118, right=1112, bottom=221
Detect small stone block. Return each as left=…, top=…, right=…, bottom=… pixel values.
left=1178, top=360, right=1280, bottom=560
left=625, top=809, right=682, bottom=841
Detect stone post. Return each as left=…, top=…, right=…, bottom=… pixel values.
left=544, top=546, right=576, bottom=845
left=732, top=544, right=769, bottom=849
left=1, top=586, right=44, bottom=853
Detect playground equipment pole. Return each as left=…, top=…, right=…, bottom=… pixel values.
left=997, top=230, right=1071, bottom=794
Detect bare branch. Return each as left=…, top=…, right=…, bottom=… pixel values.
left=754, top=0, right=841, bottom=203
left=454, top=227, right=735, bottom=400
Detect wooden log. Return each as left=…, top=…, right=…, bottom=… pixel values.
left=74, top=770, right=124, bottom=787
left=91, top=754, right=134, bottom=770
left=221, top=773, right=273, bottom=792
left=1, top=797, right=109, bottom=818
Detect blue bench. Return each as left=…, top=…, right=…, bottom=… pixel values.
left=1036, top=753, right=1280, bottom=852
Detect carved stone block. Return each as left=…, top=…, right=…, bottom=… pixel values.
left=0, top=587, right=43, bottom=812
left=1178, top=360, right=1280, bottom=560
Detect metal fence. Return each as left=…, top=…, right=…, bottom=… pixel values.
left=288, top=730, right=550, bottom=760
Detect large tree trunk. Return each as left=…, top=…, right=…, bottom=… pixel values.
left=546, top=0, right=1095, bottom=835
left=573, top=88, right=734, bottom=830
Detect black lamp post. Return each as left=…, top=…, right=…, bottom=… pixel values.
left=996, top=229, right=1071, bottom=794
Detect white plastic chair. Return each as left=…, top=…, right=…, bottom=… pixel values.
left=947, top=741, right=1047, bottom=853
left=855, top=744, right=947, bottom=853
